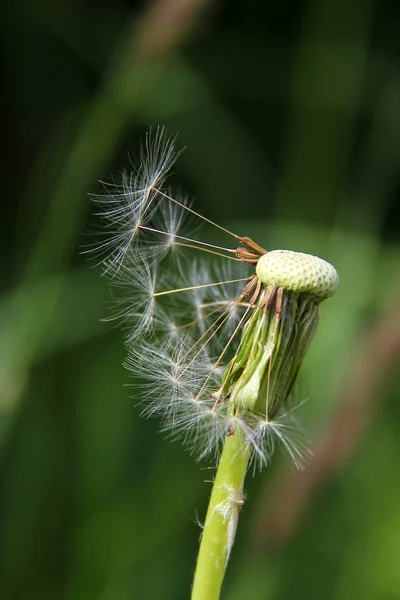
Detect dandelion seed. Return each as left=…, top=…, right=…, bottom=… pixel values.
left=87, top=127, right=179, bottom=276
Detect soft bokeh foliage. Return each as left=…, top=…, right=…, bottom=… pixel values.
left=0, top=0, right=399, bottom=599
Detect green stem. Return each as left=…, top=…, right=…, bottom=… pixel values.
left=191, top=426, right=251, bottom=600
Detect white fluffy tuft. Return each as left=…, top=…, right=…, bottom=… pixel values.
left=87, top=127, right=178, bottom=276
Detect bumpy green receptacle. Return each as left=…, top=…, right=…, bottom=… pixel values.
left=256, top=250, right=339, bottom=299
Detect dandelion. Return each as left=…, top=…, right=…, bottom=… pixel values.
left=89, top=127, right=339, bottom=600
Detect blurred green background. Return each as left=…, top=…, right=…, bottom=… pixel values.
left=1, top=0, right=400, bottom=598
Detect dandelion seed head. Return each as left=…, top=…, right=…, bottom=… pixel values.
left=89, top=128, right=338, bottom=470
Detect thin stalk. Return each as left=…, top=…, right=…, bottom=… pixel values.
left=191, top=426, right=251, bottom=600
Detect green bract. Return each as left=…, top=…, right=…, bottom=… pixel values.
left=225, top=292, right=320, bottom=419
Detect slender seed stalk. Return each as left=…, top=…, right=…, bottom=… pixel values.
left=191, top=426, right=251, bottom=600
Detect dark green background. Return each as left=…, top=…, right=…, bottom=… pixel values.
left=1, top=0, right=399, bottom=599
